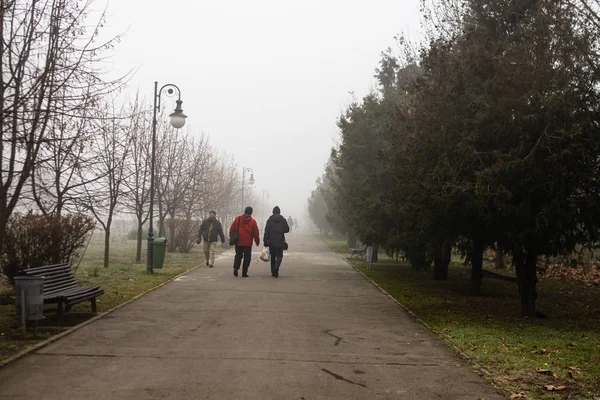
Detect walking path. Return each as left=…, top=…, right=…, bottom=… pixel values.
left=0, top=234, right=502, bottom=399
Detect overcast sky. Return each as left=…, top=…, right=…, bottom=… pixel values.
left=101, top=0, right=422, bottom=219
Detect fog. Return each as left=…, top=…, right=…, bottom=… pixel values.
left=102, top=0, right=422, bottom=219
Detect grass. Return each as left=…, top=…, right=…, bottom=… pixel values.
left=0, top=231, right=208, bottom=363
left=325, top=240, right=600, bottom=400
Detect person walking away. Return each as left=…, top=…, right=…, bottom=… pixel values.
left=294, top=217, right=299, bottom=230
left=287, top=216, right=294, bottom=233
left=264, top=206, right=290, bottom=278
left=197, top=210, right=225, bottom=268
left=230, top=206, right=260, bottom=277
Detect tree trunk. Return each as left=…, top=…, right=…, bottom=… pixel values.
left=167, top=216, right=177, bottom=252
left=516, top=249, right=538, bottom=317
left=135, top=221, right=143, bottom=263
left=371, top=244, right=379, bottom=262
left=433, top=240, right=451, bottom=280
left=471, top=238, right=484, bottom=295
left=494, top=244, right=506, bottom=270
left=103, top=228, right=110, bottom=268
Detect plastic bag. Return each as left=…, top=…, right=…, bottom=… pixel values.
left=259, top=248, right=270, bottom=262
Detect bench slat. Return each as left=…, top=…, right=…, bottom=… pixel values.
left=21, top=264, right=70, bottom=275
left=47, top=286, right=98, bottom=298
left=64, top=289, right=104, bottom=304
left=44, top=282, right=79, bottom=295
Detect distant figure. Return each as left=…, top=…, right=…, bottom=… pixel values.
left=264, top=206, right=290, bottom=278
left=197, top=210, right=225, bottom=268
left=229, top=206, right=260, bottom=277
left=287, top=216, right=294, bottom=233
left=294, top=218, right=299, bottom=230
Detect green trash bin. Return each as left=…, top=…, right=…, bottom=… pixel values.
left=152, top=237, right=167, bottom=269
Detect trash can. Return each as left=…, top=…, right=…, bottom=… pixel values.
left=14, top=275, right=45, bottom=321
left=152, top=237, right=167, bottom=269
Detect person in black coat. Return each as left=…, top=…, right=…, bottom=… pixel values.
left=264, top=206, right=290, bottom=277
left=197, top=211, right=225, bottom=267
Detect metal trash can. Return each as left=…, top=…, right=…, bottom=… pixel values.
left=152, top=237, right=167, bottom=269
left=14, top=275, right=45, bottom=321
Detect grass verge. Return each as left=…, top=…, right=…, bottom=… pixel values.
left=325, top=239, right=600, bottom=400
left=0, top=233, right=210, bottom=363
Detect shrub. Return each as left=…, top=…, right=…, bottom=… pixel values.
left=166, top=218, right=200, bottom=253
left=0, top=212, right=95, bottom=281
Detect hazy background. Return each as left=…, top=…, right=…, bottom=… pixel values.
left=101, top=0, right=422, bottom=219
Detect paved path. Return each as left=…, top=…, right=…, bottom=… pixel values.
left=0, top=234, right=502, bottom=399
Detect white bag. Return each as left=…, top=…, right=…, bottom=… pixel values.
left=259, top=248, right=270, bottom=262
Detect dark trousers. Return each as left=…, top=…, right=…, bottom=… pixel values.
left=233, top=245, right=252, bottom=275
left=269, top=246, right=284, bottom=276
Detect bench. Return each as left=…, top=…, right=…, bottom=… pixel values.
left=349, top=244, right=367, bottom=258
left=18, top=263, right=104, bottom=318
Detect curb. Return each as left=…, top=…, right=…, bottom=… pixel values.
left=326, top=243, right=498, bottom=385
left=0, top=251, right=231, bottom=370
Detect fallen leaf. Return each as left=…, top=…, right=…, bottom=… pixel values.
left=536, top=369, right=557, bottom=378
left=510, top=392, right=527, bottom=399
left=545, top=385, right=566, bottom=391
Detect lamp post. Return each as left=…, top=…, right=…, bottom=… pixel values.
left=147, top=82, right=188, bottom=274
left=241, top=167, right=254, bottom=212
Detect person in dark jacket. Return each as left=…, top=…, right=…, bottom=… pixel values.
left=197, top=211, right=225, bottom=267
left=229, top=206, right=260, bottom=277
left=264, top=206, right=290, bottom=278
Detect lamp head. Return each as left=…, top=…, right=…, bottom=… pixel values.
left=169, top=99, right=187, bottom=129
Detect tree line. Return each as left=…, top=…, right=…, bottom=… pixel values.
left=0, top=0, right=254, bottom=278
left=308, top=0, right=600, bottom=316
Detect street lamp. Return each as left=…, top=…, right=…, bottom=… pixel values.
left=147, top=81, right=188, bottom=274
left=241, top=167, right=254, bottom=212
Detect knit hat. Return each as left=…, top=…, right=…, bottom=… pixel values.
left=209, top=210, right=216, bottom=216
left=273, top=206, right=281, bottom=215
left=244, top=206, right=253, bottom=215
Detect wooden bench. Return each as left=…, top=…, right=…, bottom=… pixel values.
left=349, top=244, right=367, bottom=258
left=18, top=263, right=104, bottom=318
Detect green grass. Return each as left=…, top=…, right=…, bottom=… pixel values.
left=0, top=232, right=207, bottom=362
left=325, top=239, right=600, bottom=400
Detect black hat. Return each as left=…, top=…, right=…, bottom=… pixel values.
left=273, top=206, right=281, bottom=215
left=244, top=206, right=253, bottom=215
left=209, top=210, right=216, bottom=215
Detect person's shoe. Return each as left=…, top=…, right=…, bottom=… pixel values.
left=209, top=264, right=214, bottom=268
left=233, top=269, right=238, bottom=277
left=206, top=261, right=209, bottom=266
left=274, top=272, right=279, bottom=278
left=242, top=274, right=249, bottom=278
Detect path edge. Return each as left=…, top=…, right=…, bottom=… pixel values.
left=324, top=241, right=503, bottom=393
left=0, top=251, right=231, bottom=369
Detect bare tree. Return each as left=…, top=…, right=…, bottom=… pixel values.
left=0, top=0, right=125, bottom=254
left=83, top=97, right=132, bottom=268
left=29, top=88, right=102, bottom=217
left=155, top=124, right=193, bottom=237
left=122, top=95, right=152, bottom=263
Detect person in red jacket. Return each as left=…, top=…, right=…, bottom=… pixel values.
left=229, top=206, right=260, bottom=277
